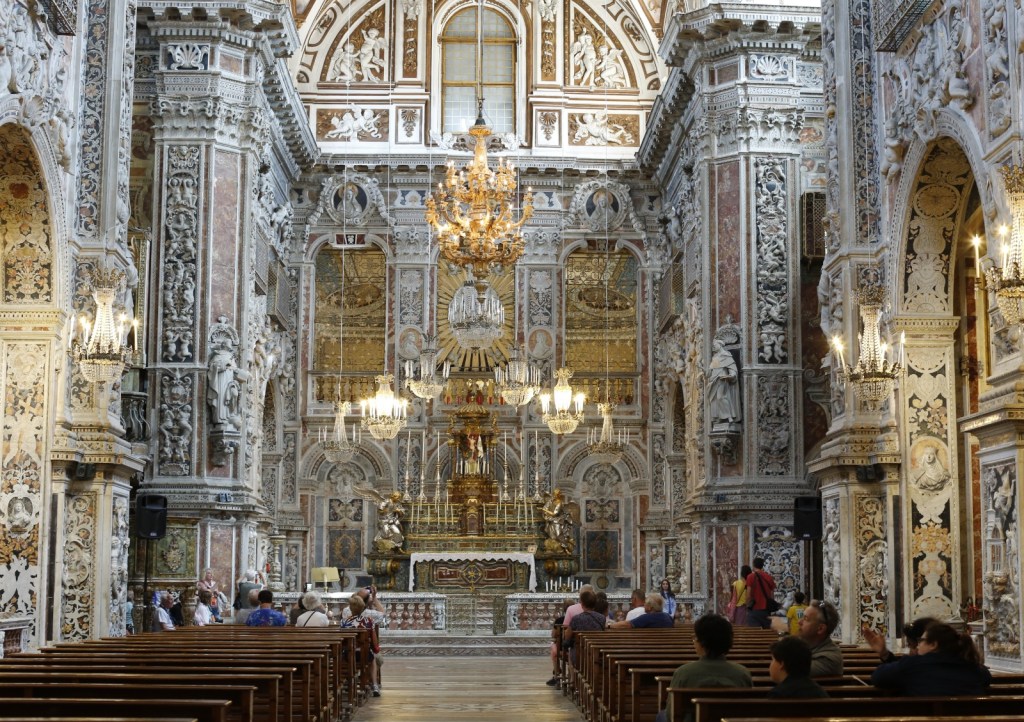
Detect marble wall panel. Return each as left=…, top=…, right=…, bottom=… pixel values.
left=712, top=525, right=740, bottom=614
left=207, top=524, right=235, bottom=593
left=211, top=151, right=240, bottom=320
left=714, top=161, right=741, bottom=327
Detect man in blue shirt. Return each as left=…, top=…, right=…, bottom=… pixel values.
left=245, top=589, right=288, bottom=627
left=610, top=593, right=675, bottom=628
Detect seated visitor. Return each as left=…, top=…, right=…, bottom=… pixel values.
left=798, top=600, right=843, bottom=676
left=786, top=591, right=808, bottom=635
left=153, top=591, right=176, bottom=631
left=870, top=621, right=992, bottom=696
left=656, top=613, right=752, bottom=722
left=625, top=588, right=645, bottom=622
left=194, top=589, right=215, bottom=626
left=768, top=636, right=829, bottom=698
left=547, top=599, right=574, bottom=686
left=235, top=588, right=261, bottom=625
left=245, top=589, right=288, bottom=627
left=563, top=584, right=594, bottom=626
left=342, top=594, right=382, bottom=696
left=863, top=616, right=938, bottom=662
left=565, top=589, right=606, bottom=665
left=294, top=590, right=331, bottom=627
left=609, top=593, right=674, bottom=628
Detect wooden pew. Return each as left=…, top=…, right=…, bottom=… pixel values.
left=0, top=682, right=254, bottom=722
left=0, top=672, right=277, bottom=722
left=692, top=695, right=1024, bottom=722
left=0, top=697, right=232, bottom=722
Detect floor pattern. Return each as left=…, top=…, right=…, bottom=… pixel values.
left=353, top=655, right=582, bottom=721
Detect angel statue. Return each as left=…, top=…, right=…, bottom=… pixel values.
left=356, top=487, right=406, bottom=552
left=540, top=489, right=576, bottom=554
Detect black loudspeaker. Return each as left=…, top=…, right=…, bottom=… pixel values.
left=136, top=495, right=168, bottom=540
left=71, top=462, right=97, bottom=481
left=793, top=496, right=823, bottom=540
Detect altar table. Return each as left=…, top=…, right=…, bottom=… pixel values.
left=409, top=551, right=537, bottom=592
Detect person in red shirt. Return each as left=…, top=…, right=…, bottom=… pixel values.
left=745, top=557, right=776, bottom=629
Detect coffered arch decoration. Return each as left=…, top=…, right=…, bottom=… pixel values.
left=300, top=440, right=392, bottom=490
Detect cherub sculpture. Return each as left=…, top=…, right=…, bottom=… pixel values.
left=356, top=487, right=406, bottom=552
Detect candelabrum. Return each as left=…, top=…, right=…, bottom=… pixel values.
left=321, top=402, right=357, bottom=463
left=424, top=108, right=533, bottom=279
left=586, top=402, right=628, bottom=463
left=539, top=368, right=585, bottom=435
left=72, top=266, right=139, bottom=385
left=832, top=285, right=903, bottom=406
left=986, top=165, right=1024, bottom=325
left=494, top=345, right=541, bottom=407
left=360, top=373, right=409, bottom=440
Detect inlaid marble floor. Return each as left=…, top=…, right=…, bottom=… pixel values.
left=352, top=656, right=583, bottom=721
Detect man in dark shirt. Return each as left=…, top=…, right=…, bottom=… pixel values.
left=609, top=593, right=674, bottom=628
left=768, top=636, right=829, bottom=698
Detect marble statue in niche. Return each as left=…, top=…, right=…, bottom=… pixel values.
left=910, top=439, right=952, bottom=525
left=708, top=339, right=740, bottom=429
left=207, top=346, right=248, bottom=433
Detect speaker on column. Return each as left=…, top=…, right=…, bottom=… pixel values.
left=793, top=496, right=822, bottom=540
left=136, top=495, right=167, bottom=540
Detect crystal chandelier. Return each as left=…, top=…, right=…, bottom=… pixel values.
left=494, top=345, right=541, bottom=407
left=73, top=266, right=139, bottom=384
left=425, top=104, right=533, bottom=278
left=404, top=337, right=450, bottom=399
left=321, top=401, right=357, bottom=463
left=587, top=402, right=627, bottom=463
left=832, top=285, right=903, bottom=406
left=360, top=373, right=409, bottom=440
left=539, top=367, right=585, bottom=435
left=448, top=274, right=505, bottom=350
left=986, top=165, right=1024, bottom=325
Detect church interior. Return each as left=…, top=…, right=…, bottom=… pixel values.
left=3, top=0, right=1024, bottom=691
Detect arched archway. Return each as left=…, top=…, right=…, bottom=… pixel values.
left=0, top=122, right=65, bottom=645
left=892, top=135, right=986, bottom=623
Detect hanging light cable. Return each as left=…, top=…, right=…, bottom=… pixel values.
left=322, top=246, right=357, bottom=463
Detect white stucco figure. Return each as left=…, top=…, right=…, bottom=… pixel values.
left=708, top=340, right=741, bottom=427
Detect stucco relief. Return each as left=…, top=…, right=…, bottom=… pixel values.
left=822, top=496, right=840, bottom=607
left=109, top=496, right=130, bottom=637
left=0, top=127, right=53, bottom=305
left=158, top=370, right=194, bottom=476
left=900, top=140, right=971, bottom=314
left=905, top=346, right=957, bottom=620
left=981, top=0, right=1012, bottom=137
left=982, top=461, right=1020, bottom=658
left=61, top=493, right=96, bottom=641
left=160, top=145, right=201, bottom=363
left=756, top=376, right=791, bottom=476
left=753, top=159, right=789, bottom=364
left=855, top=495, right=887, bottom=639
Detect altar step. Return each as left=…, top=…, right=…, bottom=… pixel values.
left=380, top=632, right=550, bottom=657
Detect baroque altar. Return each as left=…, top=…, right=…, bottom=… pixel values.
left=366, top=404, right=578, bottom=593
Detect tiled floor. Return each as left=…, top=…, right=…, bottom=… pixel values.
left=353, top=656, right=582, bottom=721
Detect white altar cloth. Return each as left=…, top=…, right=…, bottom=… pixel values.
left=409, top=551, right=537, bottom=592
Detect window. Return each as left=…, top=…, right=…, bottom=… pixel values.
left=801, top=192, right=826, bottom=261
left=441, top=7, right=515, bottom=134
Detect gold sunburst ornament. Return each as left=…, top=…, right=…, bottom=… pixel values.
left=425, top=103, right=533, bottom=278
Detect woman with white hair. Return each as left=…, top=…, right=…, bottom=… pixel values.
left=295, top=590, right=330, bottom=627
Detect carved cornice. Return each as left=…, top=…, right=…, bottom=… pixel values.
left=139, top=0, right=299, bottom=56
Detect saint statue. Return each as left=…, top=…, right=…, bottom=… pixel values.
left=708, top=339, right=741, bottom=428
left=207, top=346, right=249, bottom=432
left=541, top=489, right=575, bottom=554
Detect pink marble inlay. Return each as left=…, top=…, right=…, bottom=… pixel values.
left=210, top=150, right=240, bottom=320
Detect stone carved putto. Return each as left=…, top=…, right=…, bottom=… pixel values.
left=158, top=370, right=194, bottom=476
left=570, top=111, right=635, bottom=146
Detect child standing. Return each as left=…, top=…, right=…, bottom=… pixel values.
left=786, top=591, right=808, bottom=635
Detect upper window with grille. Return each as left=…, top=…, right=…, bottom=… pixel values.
left=441, top=7, right=515, bottom=134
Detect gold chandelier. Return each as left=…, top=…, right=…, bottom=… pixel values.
left=425, top=105, right=534, bottom=278
left=986, top=165, right=1024, bottom=325
left=832, top=284, right=903, bottom=406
